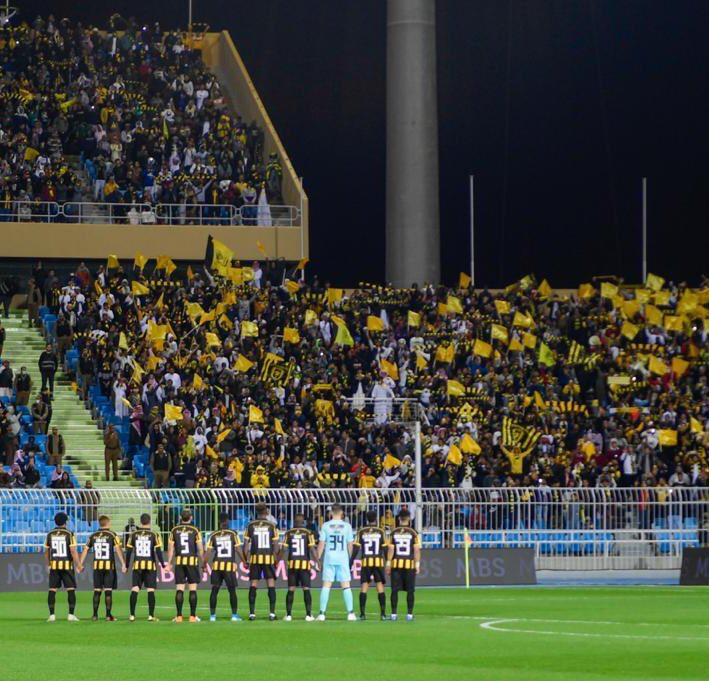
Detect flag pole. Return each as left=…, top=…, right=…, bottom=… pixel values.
left=642, top=177, right=647, bottom=284
left=414, top=419, right=422, bottom=534
left=469, top=175, right=475, bottom=287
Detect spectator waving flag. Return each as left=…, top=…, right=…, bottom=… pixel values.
left=502, top=417, right=541, bottom=451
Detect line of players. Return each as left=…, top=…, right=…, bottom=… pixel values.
left=43, top=503, right=421, bottom=622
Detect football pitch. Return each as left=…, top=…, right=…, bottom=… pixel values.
left=1, top=586, right=707, bottom=680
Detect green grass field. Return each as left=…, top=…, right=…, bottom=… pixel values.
left=1, top=586, right=707, bottom=680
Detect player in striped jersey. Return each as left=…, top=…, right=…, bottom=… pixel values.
left=79, top=515, right=126, bottom=621
left=351, top=511, right=388, bottom=620
left=243, top=503, right=280, bottom=621
left=44, top=512, right=82, bottom=622
left=386, top=509, right=421, bottom=621
left=166, top=509, right=204, bottom=623
left=125, top=513, right=165, bottom=622
left=204, top=513, right=243, bottom=622
left=281, top=513, right=317, bottom=621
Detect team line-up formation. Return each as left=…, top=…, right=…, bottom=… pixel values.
left=44, top=503, right=421, bottom=623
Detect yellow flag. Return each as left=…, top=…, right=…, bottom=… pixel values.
left=460, top=433, right=481, bottom=455
left=621, top=299, right=640, bottom=319
left=473, top=339, right=492, bottom=358
left=118, top=332, right=129, bottom=351
left=513, top=311, right=535, bottom=329
left=327, top=288, right=344, bottom=306
left=648, top=355, right=669, bottom=375
left=494, top=299, right=510, bottom=315
left=447, top=295, right=463, bottom=314
left=146, top=355, right=162, bottom=371
left=447, top=380, right=465, bottom=397
left=620, top=321, right=639, bottom=340
left=509, top=337, right=524, bottom=352
left=200, top=309, right=216, bottom=325
left=600, top=282, right=618, bottom=299
left=155, top=292, right=164, bottom=311
left=334, top=319, right=354, bottom=346
left=367, top=315, right=385, bottom=332
left=459, top=272, right=471, bottom=289
left=256, top=240, right=267, bottom=257
left=538, top=279, right=552, bottom=299
left=646, top=273, right=665, bottom=292
left=121, top=397, right=133, bottom=410
left=690, top=417, right=703, bottom=434
left=283, top=327, right=301, bottom=344
left=437, top=302, right=449, bottom=316
left=671, top=357, right=689, bottom=377
left=134, top=253, right=148, bottom=270
left=678, top=291, right=699, bottom=315
left=663, top=315, right=684, bottom=332
left=241, top=266, right=254, bottom=282
left=156, top=255, right=173, bottom=272
left=130, top=361, right=144, bottom=384
left=235, top=354, right=255, bottom=373
left=241, top=320, right=259, bottom=338
left=447, top=443, right=463, bottom=466
left=534, top=391, right=547, bottom=409
left=304, top=309, right=318, bottom=327
left=274, top=418, right=286, bottom=436
left=645, top=304, right=663, bottom=326
left=186, top=265, right=195, bottom=281
left=94, top=280, right=103, bottom=296
left=538, top=342, right=555, bottom=367
left=435, top=343, right=455, bottom=363
left=131, top=281, right=150, bottom=296
left=635, top=289, right=651, bottom=304
left=211, top=238, right=234, bottom=272
left=296, top=258, right=309, bottom=271
left=249, top=405, right=264, bottom=424
left=215, top=427, right=231, bottom=443
left=285, top=279, right=301, bottom=294
left=491, top=323, right=509, bottom=344
left=522, top=332, right=537, bottom=349
left=164, top=403, right=183, bottom=421
left=653, top=290, right=671, bottom=306
left=658, top=429, right=677, bottom=447
left=218, top=314, right=233, bottom=330
left=578, top=283, right=596, bottom=299
left=383, top=453, right=402, bottom=469
left=147, top=321, right=168, bottom=343
left=193, top=374, right=204, bottom=390
left=185, top=302, right=205, bottom=320
left=107, top=254, right=120, bottom=270
left=415, top=352, right=428, bottom=371
left=407, top=310, right=421, bottom=327
left=380, top=359, right=399, bottom=380
left=205, top=332, right=221, bottom=348
left=222, top=290, right=236, bottom=305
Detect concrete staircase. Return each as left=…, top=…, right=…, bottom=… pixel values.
left=2, top=310, right=140, bottom=488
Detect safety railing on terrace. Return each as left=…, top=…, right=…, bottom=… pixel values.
left=1, top=488, right=706, bottom=569
left=0, top=201, right=301, bottom=226
left=341, top=397, right=428, bottom=424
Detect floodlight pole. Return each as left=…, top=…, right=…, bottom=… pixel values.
left=414, top=419, right=422, bottom=534
left=469, top=174, right=475, bottom=287
left=188, top=0, right=193, bottom=46
left=642, top=177, right=647, bottom=284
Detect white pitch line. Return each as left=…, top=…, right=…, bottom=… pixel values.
left=479, top=618, right=709, bottom=642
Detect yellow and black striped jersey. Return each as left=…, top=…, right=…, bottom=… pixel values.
left=355, top=526, right=388, bottom=567
left=283, top=527, right=315, bottom=570
left=127, top=528, right=162, bottom=570
left=45, top=528, right=76, bottom=570
left=86, top=529, right=121, bottom=571
left=244, top=520, right=279, bottom=565
left=170, top=524, right=202, bottom=566
left=207, top=529, right=240, bottom=571
left=390, top=527, right=421, bottom=570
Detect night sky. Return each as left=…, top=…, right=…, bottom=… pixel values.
left=21, top=1, right=709, bottom=287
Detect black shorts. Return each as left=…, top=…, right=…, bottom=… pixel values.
left=391, top=568, right=416, bottom=591
left=132, top=568, right=157, bottom=589
left=210, top=569, right=237, bottom=589
left=93, top=569, right=117, bottom=590
left=248, top=564, right=275, bottom=581
left=360, top=566, right=386, bottom=585
left=49, top=569, right=76, bottom=590
left=287, top=568, right=311, bottom=588
left=175, top=565, right=201, bottom=585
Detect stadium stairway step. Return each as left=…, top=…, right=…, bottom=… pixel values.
left=2, top=311, right=142, bottom=489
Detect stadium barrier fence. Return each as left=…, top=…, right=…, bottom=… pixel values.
left=0, top=488, right=706, bottom=570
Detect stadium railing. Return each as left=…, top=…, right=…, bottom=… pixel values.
left=0, top=488, right=705, bottom=569
left=0, top=201, right=301, bottom=226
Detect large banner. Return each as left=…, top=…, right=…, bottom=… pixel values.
left=0, top=548, right=535, bottom=591
left=679, top=548, right=709, bottom=585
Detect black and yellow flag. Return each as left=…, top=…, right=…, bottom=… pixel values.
left=567, top=340, right=585, bottom=364
left=260, top=352, right=293, bottom=386
left=502, top=416, right=541, bottom=450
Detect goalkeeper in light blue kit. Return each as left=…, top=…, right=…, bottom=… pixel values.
left=315, top=504, right=357, bottom=621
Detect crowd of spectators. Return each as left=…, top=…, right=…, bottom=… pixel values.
left=0, top=15, right=282, bottom=222
left=27, top=251, right=708, bottom=497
